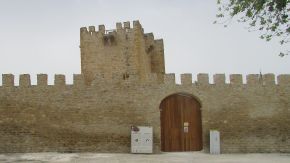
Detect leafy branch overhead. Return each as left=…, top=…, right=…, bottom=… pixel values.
left=215, top=0, right=290, bottom=56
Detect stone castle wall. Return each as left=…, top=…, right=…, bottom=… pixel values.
left=0, top=21, right=289, bottom=153
left=0, top=73, right=289, bottom=153
left=80, top=21, right=165, bottom=85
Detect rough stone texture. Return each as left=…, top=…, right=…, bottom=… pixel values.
left=0, top=74, right=290, bottom=153
left=80, top=20, right=165, bottom=85
left=0, top=21, right=290, bottom=153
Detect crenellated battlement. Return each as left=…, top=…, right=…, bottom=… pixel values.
left=181, top=73, right=192, bottom=85
left=2, top=74, right=14, bottom=87
left=246, top=74, right=260, bottom=85
left=54, top=74, right=66, bottom=86
left=1, top=21, right=289, bottom=89
left=165, top=73, right=290, bottom=86
left=19, top=74, right=31, bottom=87
left=37, top=74, right=48, bottom=86
left=1, top=73, right=289, bottom=88
left=80, top=20, right=144, bottom=41
left=277, top=74, right=290, bottom=85
left=80, top=20, right=148, bottom=47
left=1, top=21, right=290, bottom=154
left=80, top=20, right=165, bottom=85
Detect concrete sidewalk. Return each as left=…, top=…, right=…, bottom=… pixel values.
left=0, top=152, right=290, bottom=163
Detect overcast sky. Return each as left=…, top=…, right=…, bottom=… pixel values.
left=0, top=0, right=289, bottom=84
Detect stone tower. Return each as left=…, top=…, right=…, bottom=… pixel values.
left=80, top=20, right=165, bottom=85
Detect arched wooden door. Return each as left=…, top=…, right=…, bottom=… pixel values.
left=160, top=93, right=202, bottom=152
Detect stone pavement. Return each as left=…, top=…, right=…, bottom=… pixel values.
left=0, top=152, right=290, bottom=163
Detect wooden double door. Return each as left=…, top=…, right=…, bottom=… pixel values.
left=160, top=93, right=202, bottom=152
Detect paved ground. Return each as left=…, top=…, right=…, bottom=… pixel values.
left=0, top=152, right=290, bottom=163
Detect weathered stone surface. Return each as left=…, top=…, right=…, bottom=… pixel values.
left=0, top=77, right=289, bottom=153
left=80, top=21, right=165, bottom=85
left=0, top=21, right=289, bottom=154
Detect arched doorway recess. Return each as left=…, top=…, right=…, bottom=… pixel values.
left=160, top=93, right=202, bottom=152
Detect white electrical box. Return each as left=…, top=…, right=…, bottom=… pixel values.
left=131, top=126, right=153, bottom=153
left=210, top=130, right=220, bottom=154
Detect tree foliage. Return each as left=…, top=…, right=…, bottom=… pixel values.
left=215, top=0, right=290, bottom=56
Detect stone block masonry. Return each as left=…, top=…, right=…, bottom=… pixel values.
left=0, top=73, right=289, bottom=153
left=80, top=20, right=165, bottom=85
left=0, top=21, right=290, bottom=153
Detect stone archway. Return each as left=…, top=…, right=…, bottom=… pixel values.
left=159, top=93, right=202, bottom=152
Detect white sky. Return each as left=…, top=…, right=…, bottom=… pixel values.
left=0, top=0, right=289, bottom=85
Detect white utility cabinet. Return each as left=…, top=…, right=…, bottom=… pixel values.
left=131, top=126, right=153, bottom=153
left=210, top=130, right=220, bottom=154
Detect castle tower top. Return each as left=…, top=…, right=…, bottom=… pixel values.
left=80, top=20, right=165, bottom=85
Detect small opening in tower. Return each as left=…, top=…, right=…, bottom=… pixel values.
left=103, top=35, right=117, bottom=46
left=146, top=45, right=154, bottom=53
left=123, top=73, right=129, bottom=80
